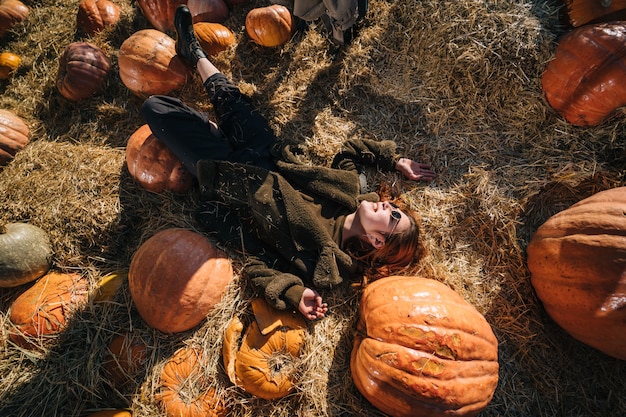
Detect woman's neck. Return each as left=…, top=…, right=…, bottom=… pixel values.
left=341, top=212, right=357, bottom=247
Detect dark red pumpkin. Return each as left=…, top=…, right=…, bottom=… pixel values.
left=0, top=0, right=29, bottom=38
left=136, top=0, right=228, bottom=32
left=56, top=42, right=111, bottom=101
left=563, top=0, right=626, bottom=27
left=76, top=0, right=121, bottom=36
left=0, top=109, right=29, bottom=166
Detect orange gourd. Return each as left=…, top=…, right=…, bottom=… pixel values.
left=76, top=0, right=121, bottom=36
left=0, top=0, right=29, bottom=38
left=125, top=124, right=194, bottom=194
left=0, top=51, right=20, bottom=78
left=56, top=42, right=111, bottom=101
left=118, top=29, right=188, bottom=98
left=541, top=22, right=626, bottom=127
left=562, top=0, right=626, bottom=27
left=245, top=5, right=294, bottom=47
left=350, top=276, right=499, bottom=417
left=527, top=187, right=626, bottom=360
left=136, top=0, right=228, bottom=32
left=103, top=332, right=147, bottom=387
left=194, top=22, right=235, bottom=56
left=157, top=346, right=226, bottom=417
left=222, top=298, right=307, bottom=400
left=0, top=109, right=29, bottom=166
left=86, top=410, right=132, bottom=417
left=128, top=228, right=233, bottom=333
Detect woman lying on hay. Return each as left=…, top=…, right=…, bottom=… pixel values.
left=140, top=5, right=435, bottom=321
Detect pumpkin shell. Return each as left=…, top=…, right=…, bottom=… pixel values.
left=56, top=42, right=111, bottom=101
left=136, top=0, right=228, bottom=32
left=128, top=228, right=233, bottom=333
left=194, top=22, right=236, bottom=56
left=157, top=346, right=226, bottom=417
left=541, top=22, right=626, bottom=127
left=245, top=5, right=294, bottom=47
left=103, top=332, right=147, bottom=387
left=86, top=410, right=132, bottom=417
left=0, top=222, right=52, bottom=287
left=563, top=0, right=626, bottom=27
left=118, top=29, right=188, bottom=98
left=125, top=124, right=194, bottom=194
left=0, top=0, right=29, bottom=38
left=8, top=272, right=89, bottom=348
left=0, top=109, right=29, bottom=166
left=527, top=186, right=626, bottom=360
left=350, top=276, right=499, bottom=417
left=76, top=0, right=121, bottom=36
left=0, top=51, right=20, bottom=79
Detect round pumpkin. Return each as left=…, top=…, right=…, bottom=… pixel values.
left=128, top=228, right=233, bottom=333
left=136, top=0, right=228, bottom=32
left=103, top=332, right=147, bottom=387
left=125, top=124, right=194, bottom=194
left=541, top=22, right=626, bottom=127
left=76, top=0, right=121, bottom=36
left=86, top=410, right=132, bottom=417
left=245, top=5, right=294, bottom=47
left=350, top=276, right=499, bottom=417
left=118, top=29, right=188, bottom=98
left=0, top=51, right=20, bottom=79
left=563, top=0, right=626, bottom=27
left=0, top=0, right=29, bottom=38
left=0, top=222, right=52, bottom=287
left=157, top=346, right=226, bottom=417
left=0, top=109, right=29, bottom=166
left=223, top=297, right=307, bottom=400
left=194, top=22, right=235, bottom=56
left=527, top=187, right=626, bottom=360
left=56, top=42, right=111, bottom=101
left=8, top=272, right=89, bottom=348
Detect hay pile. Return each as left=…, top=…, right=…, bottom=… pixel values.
left=0, top=0, right=625, bottom=416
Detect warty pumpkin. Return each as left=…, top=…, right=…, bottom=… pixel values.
left=136, top=0, right=228, bottom=32
left=76, top=0, right=121, bottom=36
left=541, top=22, right=626, bottom=127
left=0, top=222, right=52, bottom=287
left=245, top=5, right=294, bottom=47
left=8, top=272, right=89, bottom=348
left=194, top=22, right=236, bottom=56
left=0, top=109, right=29, bottom=166
left=125, top=124, right=194, bottom=194
left=527, top=186, right=626, bottom=360
left=118, top=29, right=188, bottom=98
left=103, top=332, right=148, bottom=387
left=222, top=297, right=307, bottom=400
left=56, top=42, right=111, bottom=101
left=0, top=0, right=28, bottom=38
left=563, top=0, right=626, bottom=27
left=128, top=228, right=233, bottom=333
left=350, top=276, right=499, bottom=417
left=0, top=51, right=20, bottom=79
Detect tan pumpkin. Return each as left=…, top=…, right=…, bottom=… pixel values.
left=0, top=51, right=20, bottom=79
left=8, top=272, right=89, bottom=348
left=118, top=29, right=188, bottom=98
left=245, top=5, right=294, bottom=47
left=86, top=410, right=132, bottom=417
left=563, top=0, right=626, bottom=27
left=0, top=109, right=29, bottom=166
left=136, top=0, right=228, bottom=32
left=223, top=297, right=307, bottom=400
left=541, top=22, right=626, bottom=127
left=0, top=222, right=52, bottom=288
left=128, top=228, right=233, bottom=333
left=351, top=276, right=499, bottom=417
left=527, top=187, right=626, bottom=360
left=76, top=0, right=121, bottom=36
left=194, top=22, right=236, bottom=56
left=103, top=332, right=147, bottom=387
left=56, top=42, right=111, bottom=101
left=157, top=346, right=226, bottom=417
left=125, top=124, right=194, bottom=194
left=0, top=0, right=29, bottom=38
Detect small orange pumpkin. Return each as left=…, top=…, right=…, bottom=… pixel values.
left=0, top=109, right=29, bottom=166
left=0, top=51, right=20, bottom=79
left=245, top=5, right=294, bottom=47
left=125, top=124, right=194, bottom=194
left=86, top=410, right=132, bottom=417
left=118, top=29, right=188, bottom=98
left=76, top=0, right=121, bottom=36
left=103, top=332, right=148, bottom=387
left=563, top=0, right=626, bottom=27
left=157, top=346, right=226, bottom=417
left=0, top=0, right=29, bottom=38
left=194, top=22, right=235, bottom=56
left=56, top=42, right=111, bottom=101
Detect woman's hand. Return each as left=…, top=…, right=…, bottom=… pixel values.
left=395, top=157, right=436, bottom=182
left=299, top=288, right=328, bottom=320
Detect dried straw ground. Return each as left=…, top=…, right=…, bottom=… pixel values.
left=1, top=0, right=625, bottom=416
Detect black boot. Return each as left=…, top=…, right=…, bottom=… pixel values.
left=174, top=5, right=207, bottom=66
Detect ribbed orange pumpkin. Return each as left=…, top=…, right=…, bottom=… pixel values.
left=350, top=276, right=499, bottom=417
left=223, top=298, right=307, bottom=400
left=125, top=124, right=194, bottom=194
left=128, top=228, right=233, bottom=333
left=76, top=0, right=121, bottom=36
left=118, top=29, right=188, bottom=98
left=0, top=109, right=29, bottom=166
left=0, top=0, right=29, bottom=38
left=541, top=22, right=626, bottom=127
left=8, top=272, right=89, bottom=348
left=0, top=51, right=20, bottom=79
left=157, top=346, right=226, bottom=417
left=103, top=332, right=148, bottom=387
left=527, top=187, right=626, bottom=361
left=563, top=0, right=626, bottom=27
left=245, top=5, right=294, bottom=47
left=56, top=42, right=111, bottom=101
left=136, top=0, right=228, bottom=32
left=194, top=22, right=236, bottom=56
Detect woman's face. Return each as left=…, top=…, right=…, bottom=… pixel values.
left=355, top=201, right=411, bottom=248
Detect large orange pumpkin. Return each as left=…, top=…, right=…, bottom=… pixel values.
left=125, top=124, right=194, bottom=194
left=76, top=0, right=121, bottom=36
left=245, top=5, right=294, bottom=47
left=136, top=0, right=228, bottom=32
left=103, top=332, right=148, bottom=387
left=0, top=0, right=29, bottom=38
left=56, top=42, right=111, bottom=101
left=350, top=276, right=499, bottom=417
left=8, top=272, right=89, bottom=348
left=0, top=222, right=52, bottom=287
left=118, top=29, right=188, bottom=98
left=562, top=0, right=626, bottom=27
left=156, top=346, right=226, bottom=417
left=541, top=22, right=626, bottom=127
left=194, top=22, right=236, bottom=56
left=222, top=298, right=307, bottom=400
left=0, top=109, right=29, bottom=166
left=527, top=187, right=626, bottom=360
left=128, top=228, right=233, bottom=333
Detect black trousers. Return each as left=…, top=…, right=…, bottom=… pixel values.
left=141, top=73, right=277, bottom=177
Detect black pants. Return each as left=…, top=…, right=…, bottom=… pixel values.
left=141, top=73, right=277, bottom=177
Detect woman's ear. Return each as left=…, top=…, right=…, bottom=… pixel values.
left=365, top=233, right=385, bottom=249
